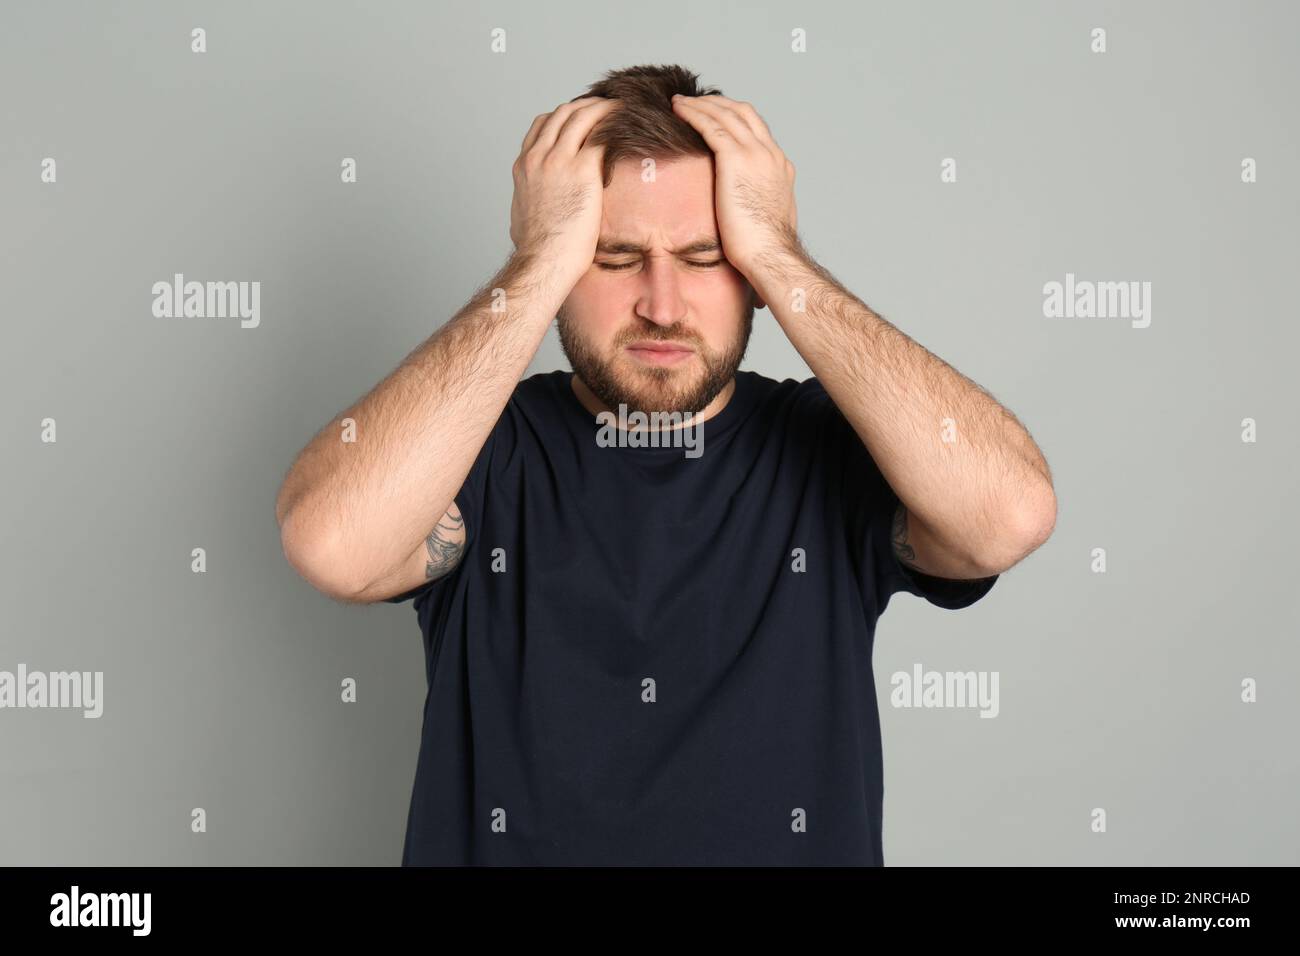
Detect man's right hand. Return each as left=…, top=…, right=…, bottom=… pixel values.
left=509, top=96, right=621, bottom=291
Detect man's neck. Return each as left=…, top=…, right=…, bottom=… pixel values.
left=569, top=374, right=736, bottom=430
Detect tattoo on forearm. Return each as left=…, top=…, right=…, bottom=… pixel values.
left=425, top=505, right=465, bottom=580
left=891, top=501, right=921, bottom=570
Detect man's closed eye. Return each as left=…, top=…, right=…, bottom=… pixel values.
left=597, top=259, right=725, bottom=271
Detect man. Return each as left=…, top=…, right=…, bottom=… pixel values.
left=275, top=64, right=1056, bottom=865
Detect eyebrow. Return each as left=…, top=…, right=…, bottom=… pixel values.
left=595, top=237, right=723, bottom=257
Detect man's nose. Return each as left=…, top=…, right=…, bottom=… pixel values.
left=634, top=256, right=687, bottom=327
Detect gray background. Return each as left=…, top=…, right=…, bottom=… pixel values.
left=2, top=0, right=1297, bottom=865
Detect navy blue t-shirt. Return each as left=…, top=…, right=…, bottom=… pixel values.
left=384, top=369, right=997, bottom=865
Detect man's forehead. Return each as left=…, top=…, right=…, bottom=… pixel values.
left=600, top=155, right=719, bottom=253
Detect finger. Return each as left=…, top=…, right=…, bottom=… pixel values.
left=518, top=112, right=550, bottom=157
left=553, top=97, right=620, bottom=158
left=530, top=96, right=608, bottom=157
left=671, top=95, right=758, bottom=150
left=704, top=95, right=777, bottom=147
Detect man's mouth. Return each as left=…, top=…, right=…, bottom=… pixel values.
left=626, top=340, right=694, bottom=367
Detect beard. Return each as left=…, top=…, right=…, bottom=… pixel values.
left=557, top=295, right=755, bottom=417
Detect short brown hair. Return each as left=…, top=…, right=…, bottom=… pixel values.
left=570, top=64, right=722, bottom=187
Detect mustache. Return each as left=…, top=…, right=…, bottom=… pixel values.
left=618, top=329, right=700, bottom=346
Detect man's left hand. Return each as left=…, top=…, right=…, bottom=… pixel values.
left=670, top=94, right=798, bottom=279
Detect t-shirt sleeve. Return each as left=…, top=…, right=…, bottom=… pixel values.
left=811, top=379, right=999, bottom=613
left=381, top=404, right=512, bottom=605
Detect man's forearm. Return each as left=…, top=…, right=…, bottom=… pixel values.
left=276, top=250, right=566, bottom=594
left=748, top=240, right=1054, bottom=573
